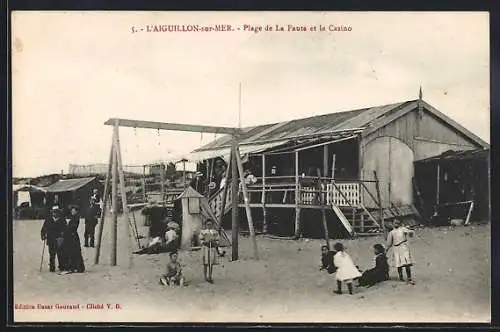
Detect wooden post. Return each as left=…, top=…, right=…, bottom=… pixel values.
left=235, top=146, right=259, bottom=260
left=317, top=168, right=330, bottom=250
left=114, top=125, right=134, bottom=267
left=294, top=150, right=301, bottom=239
left=374, top=171, right=385, bottom=235
left=262, top=153, right=268, bottom=233
left=93, top=136, right=114, bottom=265
left=331, top=154, right=336, bottom=179
left=220, top=155, right=231, bottom=222
left=436, top=163, right=440, bottom=205
left=110, top=125, right=118, bottom=266
left=160, top=163, right=165, bottom=202
left=231, top=141, right=239, bottom=261
left=142, top=165, right=146, bottom=201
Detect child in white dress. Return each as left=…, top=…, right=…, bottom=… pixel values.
left=387, top=219, right=415, bottom=284
left=333, top=242, right=362, bottom=295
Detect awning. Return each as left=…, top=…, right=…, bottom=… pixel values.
left=189, top=140, right=290, bottom=163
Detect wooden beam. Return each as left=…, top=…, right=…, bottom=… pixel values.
left=93, top=135, right=114, bottom=265
left=230, top=142, right=239, bottom=261
left=142, top=165, right=146, bottom=201
left=110, top=125, right=118, bottom=266
left=294, top=150, right=301, bottom=239
left=436, top=163, right=440, bottom=205
left=373, top=171, right=385, bottom=235
left=262, top=154, right=268, bottom=233
left=294, top=135, right=357, bottom=152
left=114, top=125, right=135, bottom=266
left=104, top=118, right=239, bottom=135
left=235, top=146, right=259, bottom=260
left=317, top=168, right=330, bottom=250
left=220, top=156, right=231, bottom=222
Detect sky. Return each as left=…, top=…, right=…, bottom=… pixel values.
left=12, top=11, right=490, bottom=178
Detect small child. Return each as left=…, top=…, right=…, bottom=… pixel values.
left=333, top=242, right=362, bottom=295
left=387, top=219, right=415, bottom=285
left=159, top=251, right=184, bottom=287
left=358, top=244, right=389, bottom=287
left=319, top=245, right=336, bottom=274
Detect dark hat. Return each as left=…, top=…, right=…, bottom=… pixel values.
left=333, top=242, right=344, bottom=252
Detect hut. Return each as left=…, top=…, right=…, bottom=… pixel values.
left=413, top=148, right=490, bottom=224
left=12, top=184, right=47, bottom=219
left=44, top=177, right=103, bottom=216
left=190, top=96, right=489, bottom=238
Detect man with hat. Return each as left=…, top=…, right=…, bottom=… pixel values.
left=85, top=188, right=101, bottom=247
left=41, top=206, right=67, bottom=272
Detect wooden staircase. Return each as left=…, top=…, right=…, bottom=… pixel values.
left=207, top=184, right=233, bottom=222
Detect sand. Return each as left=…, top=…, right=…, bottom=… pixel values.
left=12, top=213, right=490, bottom=323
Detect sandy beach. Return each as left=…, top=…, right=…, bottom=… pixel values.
left=13, top=212, right=490, bottom=323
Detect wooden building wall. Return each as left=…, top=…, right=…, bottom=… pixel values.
left=360, top=107, right=482, bottom=208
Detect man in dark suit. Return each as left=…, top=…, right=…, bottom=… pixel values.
left=84, top=188, right=101, bottom=247
left=41, top=206, right=66, bottom=272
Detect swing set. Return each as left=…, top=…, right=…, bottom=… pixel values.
left=93, top=118, right=259, bottom=267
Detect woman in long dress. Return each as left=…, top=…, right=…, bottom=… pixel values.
left=64, top=206, right=85, bottom=273
left=386, top=219, right=415, bottom=284
left=200, top=219, right=220, bottom=283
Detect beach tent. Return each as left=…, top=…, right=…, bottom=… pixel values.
left=175, top=186, right=231, bottom=249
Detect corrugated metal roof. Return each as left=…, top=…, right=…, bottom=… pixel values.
left=45, top=177, right=97, bottom=193
left=193, top=101, right=408, bottom=152
left=414, top=148, right=489, bottom=164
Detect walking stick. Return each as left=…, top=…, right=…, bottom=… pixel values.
left=39, top=239, right=46, bottom=272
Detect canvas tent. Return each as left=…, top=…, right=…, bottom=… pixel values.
left=175, top=186, right=231, bottom=249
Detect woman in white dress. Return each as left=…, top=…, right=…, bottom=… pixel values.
left=386, top=219, right=415, bottom=284
left=333, top=242, right=362, bottom=295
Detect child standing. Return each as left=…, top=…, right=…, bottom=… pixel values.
left=358, top=244, right=389, bottom=287
left=160, top=251, right=184, bottom=287
left=386, top=219, right=415, bottom=284
left=332, top=242, right=361, bottom=295
left=200, top=219, right=220, bottom=283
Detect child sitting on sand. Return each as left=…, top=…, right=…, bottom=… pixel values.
left=159, top=251, right=185, bottom=287
left=319, top=245, right=336, bottom=274
left=358, top=244, right=389, bottom=287
left=333, top=242, right=362, bottom=295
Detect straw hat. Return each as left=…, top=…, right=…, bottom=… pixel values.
left=167, top=222, right=180, bottom=230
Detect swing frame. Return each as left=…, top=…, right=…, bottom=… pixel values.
left=93, top=118, right=259, bottom=266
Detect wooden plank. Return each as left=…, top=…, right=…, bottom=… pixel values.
left=262, top=154, right=267, bottom=233
left=330, top=204, right=354, bottom=236
left=360, top=204, right=381, bottom=228
left=220, top=155, right=231, bottom=221
left=110, top=125, right=118, bottom=266
left=93, top=134, right=114, bottom=265
left=373, top=171, right=385, bottom=235
left=104, top=118, right=239, bottom=135
left=436, top=163, right=440, bottom=205
left=294, top=150, right=301, bottom=238
left=465, top=201, right=474, bottom=225
left=230, top=143, right=239, bottom=261
left=294, top=135, right=357, bottom=152
left=235, top=145, right=259, bottom=260
left=114, top=128, right=136, bottom=267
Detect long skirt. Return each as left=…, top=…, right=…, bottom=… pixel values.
left=65, top=234, right=85, bottom=272
left=201, top=245, right=218, bottom=266
left=392, top=243, right=413, bottom=268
